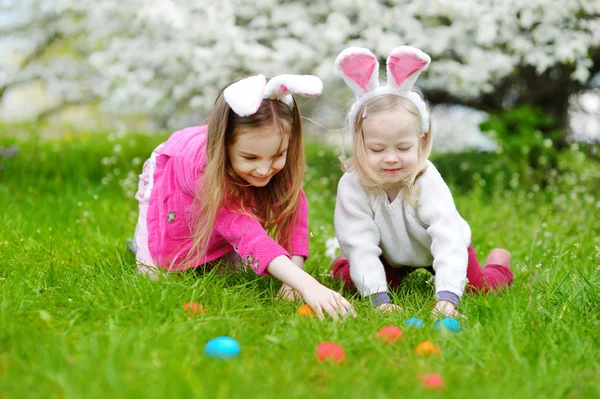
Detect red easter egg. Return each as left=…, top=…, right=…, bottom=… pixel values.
left=376, top=325, right=403, bottom=343
left=419, top=373, right=446, bottom=390
left=183, top=302, right=205, bottom=316
left=315, top=342, right=345, bottom=364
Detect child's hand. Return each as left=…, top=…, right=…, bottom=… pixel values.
left=432, top=300, right=466, bottom=319
left=276, top=283, right=301, bottom=301
left=300, top=282, right=357, bottom=321
left=266, top=255, right=356, bottom=320
left=376, top=303, right=402, bottom=313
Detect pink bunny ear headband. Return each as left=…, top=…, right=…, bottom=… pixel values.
left=334, top=46, right=431, bottom=134
left=223, top=74, right=323, bottom=117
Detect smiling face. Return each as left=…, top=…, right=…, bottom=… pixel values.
left=361, top=104, right=424, bottom=187
left=227, top=124, right=290, bottom=187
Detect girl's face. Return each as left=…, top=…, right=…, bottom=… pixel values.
left=361, top=105, right=423, bottom=186
left=227, top=125, right=290, bottom=187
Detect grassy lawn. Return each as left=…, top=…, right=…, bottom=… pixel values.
left=1, top=125, right=599, bottom=398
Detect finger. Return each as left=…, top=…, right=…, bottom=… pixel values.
left=455, top=311, right=468, bottom=320
left=313, top=304, right=325, bottom=321
left=333, top=293, right=351, bottom=318
left=333, top=296, right=348, bottom=318
left=322, top=303, right=339, bottom=321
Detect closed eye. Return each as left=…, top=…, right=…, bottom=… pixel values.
left=399, top=147, right=412, bottom=152
left=242, top=156, right=257, bottom=161
left=370, top=148, right=384, bottom=153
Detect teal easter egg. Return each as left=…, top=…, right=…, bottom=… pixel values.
left=204, top=336, right=240, bottom=358
left=405, top=317, right=424, bottom=328
left=435, top=318, right=461, bottom=332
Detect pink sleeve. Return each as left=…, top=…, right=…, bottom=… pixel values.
left=290, top=189, right=309, bottom=259
left=214, top=206, right=290, bottom=275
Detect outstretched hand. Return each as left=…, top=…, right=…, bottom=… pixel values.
left=301, top=282, right=357, bottom=321
left=431, top=300, right=467, bottom=319
left=265, top=255, right=357, bottom=321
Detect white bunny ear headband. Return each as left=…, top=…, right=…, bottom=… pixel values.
left=334, top=46, right=431, bottom=134
left=223, top=74, right=323, bottom=117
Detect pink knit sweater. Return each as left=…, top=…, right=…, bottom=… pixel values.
left=147, top=125, right=309, bottom=273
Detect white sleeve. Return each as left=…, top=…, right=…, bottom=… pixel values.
left=334, top=173, right=388, bottom=297
left=417, top=166, right=469, bottom=297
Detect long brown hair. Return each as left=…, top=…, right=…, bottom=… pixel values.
left=187, top=83, right=305, bottom=265
left=341, top=94, right=433, bottom=204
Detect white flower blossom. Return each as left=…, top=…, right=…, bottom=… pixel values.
left=1, top=0, right=599, bottom=135
left=325, top=237, right=341, bottom=260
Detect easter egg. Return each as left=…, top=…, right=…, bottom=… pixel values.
left=183, top=302, right=205, bottom=316
left=419, top=373, right=445, bottom=390
left=204, top=337, right=240, bottom=359
left=435, top=318, right=462, bottom=332
left=405, top=317, right=424, bottom=328
left=315, top=342, right=345, bottom=364
left=298, top=304, right=316, bottom=317
left=376, top=325, right=403, bottom=344
left=414, top=341, right=441, bottom=356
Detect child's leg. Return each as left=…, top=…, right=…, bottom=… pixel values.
left=331, top=254, right=410, bottom=292
left=331, top=254, right=356, bottom=290
left=133, top=157, right=159, bottom=279
left=466, top=245, right=514, bottom=293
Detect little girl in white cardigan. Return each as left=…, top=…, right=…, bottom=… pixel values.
left=331, top=46, right=513, bottom=318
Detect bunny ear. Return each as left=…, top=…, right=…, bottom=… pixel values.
left=334, top=47, right=379, bottom=97
left=223, top=74, right=267, bottom=117
left=264, top=74, right=323, bottom=106
left=386, top=46, right=431, bottom=91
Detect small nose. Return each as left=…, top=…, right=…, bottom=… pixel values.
left=256, top=164, right=271, bottom=176
left=384, top=151, right=398, bottom=163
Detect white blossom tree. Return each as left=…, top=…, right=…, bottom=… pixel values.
left=0, top=0, right=98, bottom=117
left=2, top=0, right=599, bottom=135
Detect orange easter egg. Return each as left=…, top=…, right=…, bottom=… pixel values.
left=298, top=304, right=316, bottom=316
left=414, top=341, right=441, bottom=356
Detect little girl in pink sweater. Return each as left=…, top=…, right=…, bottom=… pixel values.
left=131, top=74, right=355, bottom=320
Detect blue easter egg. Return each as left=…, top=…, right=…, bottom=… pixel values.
left=204, top=336, right=240, bottom=359
left=435, top=318, right=462, bottom=332
left=405, top=317, right=424, bottom=328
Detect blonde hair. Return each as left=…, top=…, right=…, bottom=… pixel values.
left=187, top=83, right=305, bottom=267
left=341, top=94, right=433, bottom=204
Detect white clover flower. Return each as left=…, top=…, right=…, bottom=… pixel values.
left=324, top=237, right=340, bottom=260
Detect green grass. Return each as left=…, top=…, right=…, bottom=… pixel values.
left=1, top=125, right=599, bottom=398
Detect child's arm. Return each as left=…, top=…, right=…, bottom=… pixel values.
left=276, top=255, right=304, bottom=301
left=277, top=189, right=309, bottom=300
left=417, top=164, right=470, bottom=312
left=268, top=255, right=356, bottom=320
left=335, top=174, right=390, bottom=302
left=214, top=207, right=355, bottom=319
